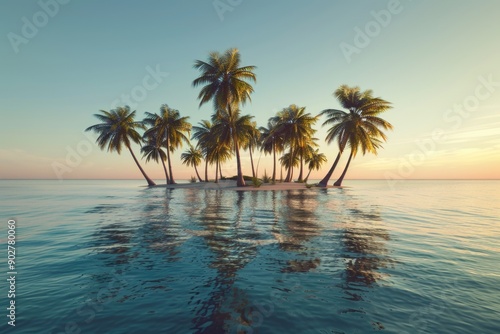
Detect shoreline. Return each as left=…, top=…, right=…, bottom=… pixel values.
left=152, top=180, right=341, bottom=191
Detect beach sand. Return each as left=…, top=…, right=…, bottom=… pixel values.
left=156, top=180, right=338, bottom=191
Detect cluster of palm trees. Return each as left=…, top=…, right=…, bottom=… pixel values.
left=85, top=48, right=393, bottom=187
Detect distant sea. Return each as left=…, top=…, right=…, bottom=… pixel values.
left=0, top=180, right=499, bottom=333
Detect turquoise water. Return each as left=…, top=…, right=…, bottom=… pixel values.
left=0, top=180, right=499, bottom=333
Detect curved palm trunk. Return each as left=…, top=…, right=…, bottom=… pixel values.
left=194, top=165, right=203, bottom=182
left=334, top=150, right=354, bottom=186
left=127, top=145, right=156, bottom=186
left=161, top=157, right=169, bottom=184
left=165, top=137, right=176, bottom=184
left=304, top=168, right=312, bottom=183
left=271, top=141, right=276, bottom=183
left=219, top=161, right=223, bottom=179
left=318, top=137, right=348, bottom=187
left=317, top=152, right=341, bottom=187
left=204, top=158, right=209, bottom=182
left=249, top=144, right=256, bottom=179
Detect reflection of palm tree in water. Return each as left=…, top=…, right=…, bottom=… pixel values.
left=139, top=188, right=185, bottom=260
left=190, top=190, right=260, bottom=333
left=337, top=188, right=393, bottom=293
left=272, top=190, right=322, bottom=273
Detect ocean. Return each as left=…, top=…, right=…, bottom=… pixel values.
left=0, top=180, right=499, bottom=333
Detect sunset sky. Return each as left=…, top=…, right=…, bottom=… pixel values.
left=1, top=0, right=499, bottom=181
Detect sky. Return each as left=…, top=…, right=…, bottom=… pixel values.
left=1, top=0, right=499, bottom=181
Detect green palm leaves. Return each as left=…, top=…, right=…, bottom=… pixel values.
left=318, top=85, right=393, bottom=187
left=181, top=146, right=203, bottom=182
left=143, top=105, right=191, bottom=184
left=193, top=48, right=256, bottom=110
left=85, top=106, right=156, bottom=186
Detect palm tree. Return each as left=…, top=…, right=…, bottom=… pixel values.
left=241, top=121, right=260, bottom=179
left=192, top=120, right=213, bottom=182
left=143, top=105, right=191, bottom=184
left=207, top=140, right=232, bottom=183
left=279, top=152, right=300, bottom=180
left=259, top=119, right=283, bottom=183
left=181, top=146, right=203, bottom=182
left=294, top=137, right=319, bottom=182
left=318, top=85, right=393, bottom=187
left=141, top=135, right=169, bottom=184
left=193, top=48, right=257, bottom=186
left=85, top=106, right=156, bottom=186
left=272, top=105, right=318, bottom=182
left=304, top=149, right=327, bottom=182
left=211, top=107, right=254, bottom=183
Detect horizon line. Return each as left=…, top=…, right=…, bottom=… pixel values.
left=1, top=178, right=499, bottom=181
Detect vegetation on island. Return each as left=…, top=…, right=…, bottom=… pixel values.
left=86, top=48, right=393, bottom=187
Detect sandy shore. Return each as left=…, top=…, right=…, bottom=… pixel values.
left=154, top=180, right=338, bottom=191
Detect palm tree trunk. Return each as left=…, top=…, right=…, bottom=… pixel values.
left=194, top=165, right=203, bottom=182
left=233, top=131, right=245, bottom=186
left=271, top=141, right=276, bottom=183
left=284, top=149, right=293, bottom=182
left=317, top=152, right=341, bottom=187
left=297, top=152, right=304, bottom=182
left=161, top=158, right=169, bottom=184
left=249, top=144, right=256, bottom=179
left=215, top=158, right=219, bottom=183
left=318, top=137, right=348, bottom=187
left=165, top=137, right=176, bottom=184
left=204, top=158, right=209, bottom=182
left=334, top=150, right=354, bottom=186
left=126, top=145, right=156, bottom=186
left=227, top=103, right=245, bottom=187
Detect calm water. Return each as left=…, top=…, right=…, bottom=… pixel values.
left=0, top=180, right=499, bottom=333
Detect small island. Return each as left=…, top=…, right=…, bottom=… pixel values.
left=86, top=48, right=393, bottom=189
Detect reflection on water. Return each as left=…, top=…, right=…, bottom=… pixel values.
left=189, top=190, right=259, bottom=333
left=59, top=187, right=396, bottom=333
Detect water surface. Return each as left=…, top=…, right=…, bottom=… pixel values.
left=0, top=180, right=499, bottom=333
